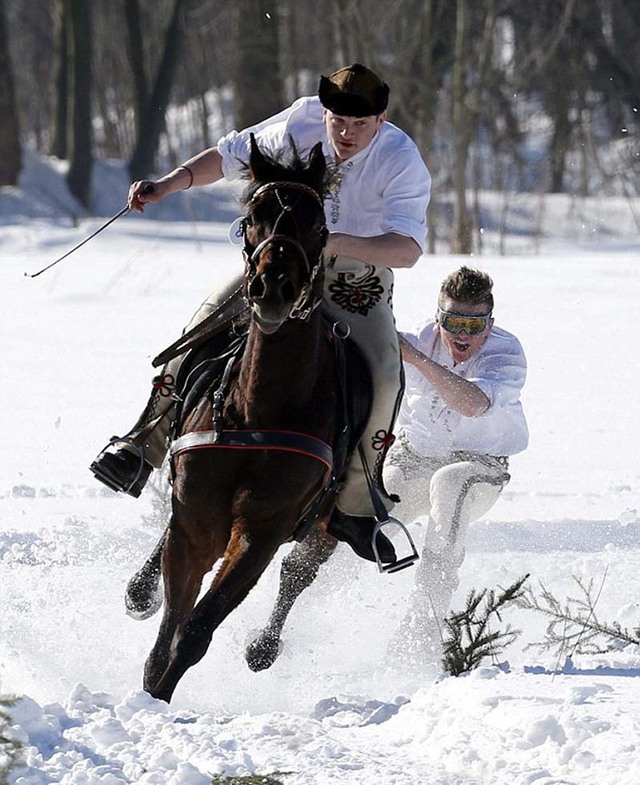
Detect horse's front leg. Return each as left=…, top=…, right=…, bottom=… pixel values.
left=143, top=518, right=217, bottom=700
left=125, top=528, right=167, bottom=620
left=149, top=524, right=286, bottom=703
left=245, top=523, right=337, bottom=671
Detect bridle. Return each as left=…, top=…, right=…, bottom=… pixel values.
left=241, top=181, right=328, bottom=322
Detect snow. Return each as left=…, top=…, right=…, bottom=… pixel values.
left=1, top=155, right=640, bottom=784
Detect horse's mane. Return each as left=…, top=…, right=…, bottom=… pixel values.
left=240, top=135, right=332, bottom=206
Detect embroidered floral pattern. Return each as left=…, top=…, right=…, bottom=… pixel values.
left=371, top=429, right=400, bottom=503
left=152, top=373, right=176, bottom=398
left=326, top=161, right=353, bottom=226
left=371, top=429, right=396, bottom=452
left=327, top=266, right=384, bottom=316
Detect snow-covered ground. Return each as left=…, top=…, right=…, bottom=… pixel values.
left=1, top=157, right=639, bottom=784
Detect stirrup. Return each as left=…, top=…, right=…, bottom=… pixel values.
left=372, top=517, right=419, bottom=574
left=92, top=435, right=149, bottom=496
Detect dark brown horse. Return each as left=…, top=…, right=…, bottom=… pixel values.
left=141, top=136, right=347, bottom=702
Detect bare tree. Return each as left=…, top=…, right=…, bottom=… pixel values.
left=128, top=0, right=193, bottom=179
left=233, top=0, right=284, bottom=129
left=449, top=0, right=507, bottom=253
left=50, top=0, right=69, bottom=160
left=124, top=0, right=149, bottom=140
left=589, top=0, right=640, bottom=118
left=3, top=0, right=639, bottom=225
left=66, top=0, right=92, bottom=207
left=0, top=0, right=21, bottom=185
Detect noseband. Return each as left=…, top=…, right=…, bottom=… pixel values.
left=242, top=181, right=327, bottom=321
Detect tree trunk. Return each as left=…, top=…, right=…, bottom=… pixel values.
left=0, top=0, right=21, bottom=185
left=233, top=0, right=283, bottom=129
left=406, top=0, right=453, bottom=253
left=50, top=0, right=69, bottom=160
left=124, top=0, right=148, bottom=139
left=66, top=0, right=93, bottom=208
left=548, top=99, right=571, bottom=193
left=450, top=0, right=473, bottom=255
left=129, top=0, right=190, bottom=180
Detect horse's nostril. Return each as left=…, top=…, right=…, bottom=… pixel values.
left=280, top=278, right=295, bottom=303
left=250, top=272, right=296, bottom=305
left=248, top=275, right=266, bottom=300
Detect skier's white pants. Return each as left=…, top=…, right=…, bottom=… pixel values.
left=383, top=433, right=510, bottom=660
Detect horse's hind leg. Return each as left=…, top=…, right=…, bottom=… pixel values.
left=148, top=527, right=286, bottom=703
left=245, top=525, right=337, bottom=672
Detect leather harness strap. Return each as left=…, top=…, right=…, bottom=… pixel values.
left=170, top=429, right=334, bottom=478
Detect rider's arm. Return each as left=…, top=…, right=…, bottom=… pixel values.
left=399, top=334, right=491, bottom=417
left=325, top=232, right=422, bottom=268
left=128, top=148, right=225, bottom=212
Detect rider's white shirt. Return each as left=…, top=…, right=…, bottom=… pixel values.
left=217, top=96, right=431, bottom=253
left=398, top=321, right=529, bottom=457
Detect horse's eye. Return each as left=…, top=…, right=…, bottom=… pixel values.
left=244, top=215, right=254, bottom=228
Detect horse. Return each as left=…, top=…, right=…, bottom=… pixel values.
left=140, top=135, right=350, bottom=702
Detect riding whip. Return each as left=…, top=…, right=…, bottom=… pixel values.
left=24, top=184, right=154, bottom=279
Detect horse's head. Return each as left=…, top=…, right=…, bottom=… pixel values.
left=240, top=134, right=328, bottom=334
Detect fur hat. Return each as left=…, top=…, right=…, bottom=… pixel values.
left=318, top=63, right=389, bottom=117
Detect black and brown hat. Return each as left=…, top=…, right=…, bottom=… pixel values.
left=318, top=63, right=390, bottom=117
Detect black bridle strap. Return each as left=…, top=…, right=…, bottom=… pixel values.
left=247, top=181, right=324, bottom=210
left=249, top=233, right=314, bottom=274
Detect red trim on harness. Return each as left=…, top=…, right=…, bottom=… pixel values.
left=170, top=429, right=334, bottom=479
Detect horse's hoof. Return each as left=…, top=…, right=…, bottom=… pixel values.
left=245, top=632, right=282, bottom=672
left=125, top=576, right=163, bottom=620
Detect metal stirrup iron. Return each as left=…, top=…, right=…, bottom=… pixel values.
left=358, top=444, right=419, bottom=573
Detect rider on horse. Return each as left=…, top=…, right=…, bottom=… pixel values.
left=90, top=63, right=432, bottom=566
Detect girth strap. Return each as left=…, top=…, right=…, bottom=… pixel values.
left=170, top=429, right=334, bottom=476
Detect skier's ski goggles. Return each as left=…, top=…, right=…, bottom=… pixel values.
left=437, top=308, right=492, bottom=335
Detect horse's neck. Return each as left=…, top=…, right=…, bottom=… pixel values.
left=234, top=316, right=325, bottom=422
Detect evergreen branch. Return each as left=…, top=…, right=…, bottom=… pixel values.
left=517, top=575, right=640, bottom=659
left=0, top=694, right=23, bottom=785
left=441, top=574, right=529, bottom=676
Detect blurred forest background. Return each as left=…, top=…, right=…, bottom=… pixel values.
left=0, top=0, right=638, bottom=252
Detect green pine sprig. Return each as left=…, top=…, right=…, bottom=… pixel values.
left=442, top=574, right=529, bottom=676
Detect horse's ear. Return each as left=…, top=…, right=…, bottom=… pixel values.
left=307, top=142, right=326, bottom=193
left=248, top=132, right=269, bottom=181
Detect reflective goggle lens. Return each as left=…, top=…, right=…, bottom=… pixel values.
left=437, top=309, right=491, bottom=335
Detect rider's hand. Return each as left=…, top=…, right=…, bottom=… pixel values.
left=128, top=180, right=163, bottom=213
